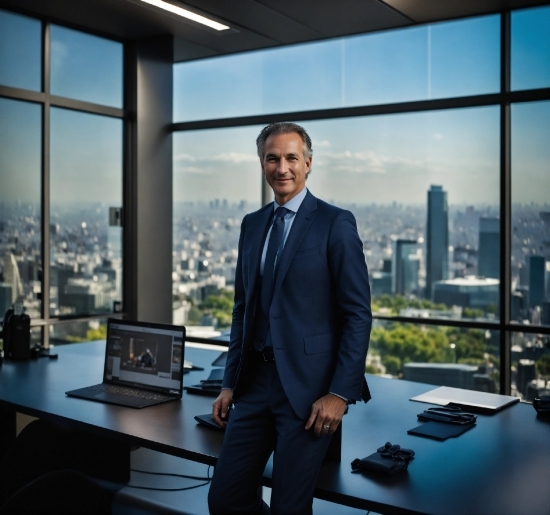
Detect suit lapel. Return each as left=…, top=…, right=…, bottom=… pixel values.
left=272, top=191, right=318, bottom=298
left=245, top=203, right=273, bottom=304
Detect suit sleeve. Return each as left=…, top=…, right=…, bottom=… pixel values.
left=222, top=216, right=247, bottom=390
left=327, top=210, right=372, bottom=402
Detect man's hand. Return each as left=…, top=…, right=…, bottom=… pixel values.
left=212, top=389, right=233, bottom=427
left=305, top=394, right=347, bottom=437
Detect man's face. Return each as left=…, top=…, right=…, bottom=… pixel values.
left=261, top=132, right=312, bottom=205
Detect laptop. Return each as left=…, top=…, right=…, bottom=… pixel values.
left=410, top=386, right=519, bottom=414
left=66, top=319, right=186, bottom=409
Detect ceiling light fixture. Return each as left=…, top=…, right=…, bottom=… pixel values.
left=138, top=0, right=230, bottom=31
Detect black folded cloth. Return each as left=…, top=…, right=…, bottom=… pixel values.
left=417, top=406, right=476, bottom=425
left=351, top=442, right=415, bottom=476
left=533, top=395, right=550, bottom=416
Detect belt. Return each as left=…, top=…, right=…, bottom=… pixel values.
left=250, top=347, right=275, bottom=363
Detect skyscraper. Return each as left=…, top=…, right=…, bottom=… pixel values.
left=529, top=255, right=546, bottom=309
left=426, top=185, right=449, bottom=300
left=2, top=252, right=23, bottom=304
left=478, top=217, right=500, bottom=279
left=392, top=239, right=419, bottom=296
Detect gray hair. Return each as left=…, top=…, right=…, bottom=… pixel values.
left=256, top=122, right=313, bottom=161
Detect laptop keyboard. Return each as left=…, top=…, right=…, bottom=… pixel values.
left=90, top=384, right=172, bottom=402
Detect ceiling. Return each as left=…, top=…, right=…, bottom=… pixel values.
left=1, top=0, right=548, bottom=62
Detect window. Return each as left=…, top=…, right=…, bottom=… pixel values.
left=173, top=126, right=262, bottom=337
left=0, top=9, right=125, bottom=343
left=173, top=6, right=550, bottom=398
left=0, top=98, right=42, bottom=318
left=174, top=15, right=500, bottom=122
left=50, top=25, right=123, bottom=107
left=0, top=9, right=41, bottom=91
left=511, top=101, right=550, bottom=327
left=306, top=107, right=500, bottom=321
left=511, top=5, right=550, bottom=91
left=50, top=108, right=123, bottom=317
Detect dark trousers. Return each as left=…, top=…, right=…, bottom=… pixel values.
left=208, top=360, right=333, bottom=515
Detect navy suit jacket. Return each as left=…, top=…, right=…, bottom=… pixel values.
left=222, top=190, right=372, bottom=419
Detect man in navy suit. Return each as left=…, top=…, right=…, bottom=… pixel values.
left=208, top=122, right=371, bottom=515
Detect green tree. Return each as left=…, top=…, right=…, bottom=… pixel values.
left=371, top=323, right=449, bottom=375
left=66, top=324, right=107, bottom=343
left=186, top=305, right=202, bottom=324
left=446, top=327, right=487, bottom=364
left=372, top=295, right=447, bottom=315
left=536, top=354, right=550, bottom=377
left=370, top=323, right=496, bottom=377
left=198, top=290, right=234, bottom=329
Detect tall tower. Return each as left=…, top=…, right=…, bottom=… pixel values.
left=426, top=185, right=449, bottom=300
left=2, top=252, right=24, bottom=304
left=478, top=217, right=500, bottom=279
left=529, top=255, right=545, bottom=309
left=392, top=239, right=419, bottom=296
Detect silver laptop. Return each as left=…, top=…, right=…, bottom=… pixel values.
left=410, top=386, right=519, bottom=414
left=66, top=319, right=185, bottom=408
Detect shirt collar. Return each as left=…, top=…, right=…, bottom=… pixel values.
left=274, top=187, right=308, bottom=214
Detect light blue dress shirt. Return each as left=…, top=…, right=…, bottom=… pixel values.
left=260, top=187, right=308, bottom=276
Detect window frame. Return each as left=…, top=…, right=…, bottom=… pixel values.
left=171, top=8, right=550, bottom=396
left=0, top=8, right=129, bottom=345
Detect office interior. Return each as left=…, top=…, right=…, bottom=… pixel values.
left=1, top=0, right=550, bottom=513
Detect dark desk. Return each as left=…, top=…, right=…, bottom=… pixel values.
left=1, top=341, right=549, bottom=515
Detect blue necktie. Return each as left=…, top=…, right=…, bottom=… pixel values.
left=261, top=207, right=289, bottom=314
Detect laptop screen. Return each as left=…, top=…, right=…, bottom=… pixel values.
left=104, top=320, right=185, bottom=395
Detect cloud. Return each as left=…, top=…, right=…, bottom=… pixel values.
left=313, top=139, right=331, bottom=148
left=318, top=149, right=425, bottom=175
left=210, top=152, right=257, bottom=163
left=180, top=166, right=203, bottom=174
left=174, top=153, right=197, bottom=162
left=433, top=133, right=443, bottom=140
left=175, top=151, right=260, bottom=175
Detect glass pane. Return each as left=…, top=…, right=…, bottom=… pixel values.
left=371, top=320, right=500, bottom=393
left=50, top=25, right=123, bottom=107
left=344, top=15, right=499, bottom=105
left=50, top=108, right=123, bottom=317
left=511, top=332, right=550, bottom=401
left=302, top=107, right=500, bottom=321
left=511, top=101, right=550, bottom=326
left=173, top=126, right=262, bottom=335
left=0, top=97, right=42, bottom=319
left=49, top=318, right=107, bottom=345
left=174, top=15, right=499, bottom=122
left=0, top=9, right=41, bottom=91
left=511, top=6, right=550, bottom=91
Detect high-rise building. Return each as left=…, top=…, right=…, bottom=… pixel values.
left=392, top=239, right=419, bottom=296
left=478, top=217, right=500, bottom=279
left=426, top=185, right=449, bottom=299
left=529, top=255, right=545, bottom=309
left=0, top=283, right=13, bottom=317
left=370, top=271, right=392, bottom=296
left=433, top=277, right=499, bottom=311
left=2, top=252, right=23, bottom=304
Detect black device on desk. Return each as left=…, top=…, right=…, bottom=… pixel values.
left=185, top=367, right=224, bottom=396
left=66, top=319, right=186, bottom=408
left=1, top=306, right=31, bottom=360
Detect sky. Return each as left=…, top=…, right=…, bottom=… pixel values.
left=0, top=6, right=549, bottom=206
left=172, top=7, right=550, bottom=206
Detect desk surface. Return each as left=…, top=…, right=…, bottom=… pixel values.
left=1, top=340, right=549, bottom=515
